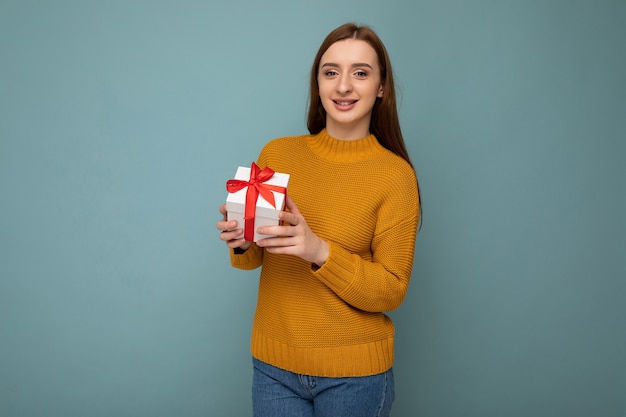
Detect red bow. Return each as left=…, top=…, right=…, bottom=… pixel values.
left=226, top=162, right=286, bottom=241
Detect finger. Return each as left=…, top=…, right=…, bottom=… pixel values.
left=220, top=228, right=244, bottom=242
left=278, top=210, right=299, bottom=226
left=217, top=219, right=238, bottom=231
left=284, top=195, right=300, bottom=216
left=257, top=224, right=293, bottom=240
left=227, top=237, right=247, bottom=248
left=218, top=204, right=229, bottom=223
left=280, top=196, right=301, bottom=225
left=257, top=235, right=295, bottom=248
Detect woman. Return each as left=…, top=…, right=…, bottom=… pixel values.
left=217, top=22, right=420, bottom=417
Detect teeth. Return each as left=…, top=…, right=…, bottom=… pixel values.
left=336, top=101, right=354, bottom=105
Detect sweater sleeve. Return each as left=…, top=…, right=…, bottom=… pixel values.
left=230, top=242, right=263, bottom=270
left=312, top=170, right=420, bottom=313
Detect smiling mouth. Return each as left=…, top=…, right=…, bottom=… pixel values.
left=333, top=100, right=357, bottom=106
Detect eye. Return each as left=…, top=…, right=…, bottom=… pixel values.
left=354, top=70, right=368, bottom=78
left=324, top=70, right=338, bottom=77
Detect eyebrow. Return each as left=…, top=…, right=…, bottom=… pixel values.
left=321, top=62, right=374, bottom=70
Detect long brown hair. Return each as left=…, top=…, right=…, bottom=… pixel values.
left=307, top=23, right=412, bottom=167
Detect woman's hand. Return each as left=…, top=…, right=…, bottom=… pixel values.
left=255, top=195, right=329, bottom=266
left=216, top=203, right=252, bottom=251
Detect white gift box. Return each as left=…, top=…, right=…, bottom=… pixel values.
left=226, top=165, right=290, bottom=242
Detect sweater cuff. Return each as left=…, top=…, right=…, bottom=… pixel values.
left=230, top=243, right=262, bottom=270
left=313, top=241, right=356, bottom=294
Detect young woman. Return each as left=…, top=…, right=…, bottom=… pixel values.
left=217, top=23, right=420, bottom=417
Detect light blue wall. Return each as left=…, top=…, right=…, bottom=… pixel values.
left=1, top=1, right=624, bottom=416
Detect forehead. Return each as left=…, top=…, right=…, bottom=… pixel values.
left=320, top=39, right=379, bottom=66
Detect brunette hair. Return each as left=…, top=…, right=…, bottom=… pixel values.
left=307, top=23, right=412, bottom=167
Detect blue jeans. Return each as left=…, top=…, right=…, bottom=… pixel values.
left=252, top=358, right=395, bottom=417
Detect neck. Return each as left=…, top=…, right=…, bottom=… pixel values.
left=325, top=119, right=371, bottom=141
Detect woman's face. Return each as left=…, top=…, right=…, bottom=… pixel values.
left=317, top=39, right=383, bottom=140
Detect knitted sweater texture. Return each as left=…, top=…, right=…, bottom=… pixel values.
left=230, top=129, right=419, bottom=377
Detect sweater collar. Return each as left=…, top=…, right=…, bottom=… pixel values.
left=306, top=129, right=386, bottom=163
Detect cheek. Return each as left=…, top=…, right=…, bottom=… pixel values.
left=366, top=85, right=383, bottom=101
left=317, top=80, right=332, bottom=97
left=318, top=86, right=336, bottom=112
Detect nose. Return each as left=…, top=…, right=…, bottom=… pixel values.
left=337, top=73, right=353, bottom=94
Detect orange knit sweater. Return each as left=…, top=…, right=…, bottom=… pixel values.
left=230, top=129, right=419, bottom=377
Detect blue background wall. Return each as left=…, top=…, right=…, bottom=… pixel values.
left=1, top=1, right=624, bottom=416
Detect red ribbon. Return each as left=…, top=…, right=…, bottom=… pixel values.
left=226, top=162, right=286, bottom=241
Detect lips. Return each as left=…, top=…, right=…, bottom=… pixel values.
left=333, top=99, right=357, bottom=106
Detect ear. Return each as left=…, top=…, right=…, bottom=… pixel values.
left=377, top=84, right=384, bottom=98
